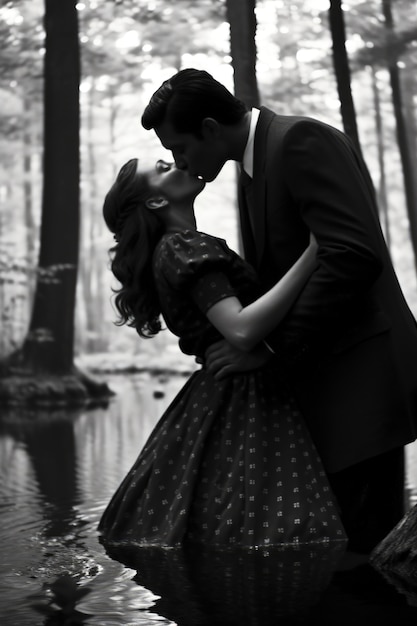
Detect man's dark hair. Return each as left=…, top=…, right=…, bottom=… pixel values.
left=141, top=68, right=248, bottom=134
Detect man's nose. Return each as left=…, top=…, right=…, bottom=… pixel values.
left=174, top=155, right=187, bottom=170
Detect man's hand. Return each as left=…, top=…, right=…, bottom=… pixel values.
left=203, top=340, right=273, bottom=380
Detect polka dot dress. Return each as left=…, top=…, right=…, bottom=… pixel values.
left=98, top=231, right=346, bottom=547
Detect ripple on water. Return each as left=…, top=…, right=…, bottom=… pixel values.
left=0, top=506, right=169, bottom=626
left=1, top=377, right=417, bottom=625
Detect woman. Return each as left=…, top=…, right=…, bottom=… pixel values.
left=98, top=158, right=346, bottom=548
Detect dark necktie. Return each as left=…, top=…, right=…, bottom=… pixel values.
left=240, top=167, right=255, bottom=234
left=238, top=166, right=257, bottom=265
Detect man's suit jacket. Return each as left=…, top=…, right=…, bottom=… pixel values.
left=239, top=106, right=417, bottom=473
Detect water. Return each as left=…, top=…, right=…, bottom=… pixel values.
left=0, top=373, right=416, bottom=625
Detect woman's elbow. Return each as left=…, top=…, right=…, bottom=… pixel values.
left=226, top=328, right=258, bottom=352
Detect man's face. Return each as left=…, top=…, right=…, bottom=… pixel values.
left=154, top=117, right=227, bottom=183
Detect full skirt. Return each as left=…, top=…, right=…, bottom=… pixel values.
left=98, top=367, right=346, bottom=547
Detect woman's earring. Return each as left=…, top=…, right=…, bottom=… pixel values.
left=145, top=197, right=169, bottom=210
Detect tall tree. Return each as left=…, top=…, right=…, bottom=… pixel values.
left=370, top=66, right=390, bottom=248
left=226, top=0, right=259, bottom=108
left=328, top=0, right=362, bottom=154
left=351, top=0, right=417, bottom=269
left=0, top=1, right=44, bottom=287
left=17, top=0, right=80, bottom=374
left=381, top=0, right=417, bottom=270
left=224, top=0, right=259, bottom=254
left=0, top=0, right=111, bottom=403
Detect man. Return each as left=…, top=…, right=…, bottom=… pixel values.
left=142, top=68, right=417, bottom=552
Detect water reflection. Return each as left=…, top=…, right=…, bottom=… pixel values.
left=0, top=373, right=417, bottom=625
left=0, top=373, right=179, bottom=626
left=28, top=574, right=92, bottom=625
left=102, top=541, right=347, bottom=625
left=1, top=409, right=80, bottom=538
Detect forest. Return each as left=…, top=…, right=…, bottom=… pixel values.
left=0, top=0, right=416, bottom=404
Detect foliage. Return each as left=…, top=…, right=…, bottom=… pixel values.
left=0, top=243, right=30, bottom=356
left=346, top=0, right=417, bottom=69
left=0, top=0, right=416, bottom=366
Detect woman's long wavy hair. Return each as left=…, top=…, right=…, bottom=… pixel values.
left=103, top=158, right=165, bottom=338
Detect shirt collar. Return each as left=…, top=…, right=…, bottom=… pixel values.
left=242, top=107, right=260, bottom=178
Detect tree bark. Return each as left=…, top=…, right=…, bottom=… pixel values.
left=225, top=0, right=260, bottom=255
left=328, top=0, right=362, bottom=155
left=226, top=0, right=260, bottom=108
left=22, top=93, right=36, bottom=269
left=20, top=0, right=80, bottom=374
left=370, top=504, right=417, bottom=605
left=370, top=66, right=390, bottom=248
left=382, top=0, right=417, bottom=272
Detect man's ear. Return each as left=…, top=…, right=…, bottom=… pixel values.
left=201, top=117, right=221, bottom=139
left=145, top=196, right=169, bottom=210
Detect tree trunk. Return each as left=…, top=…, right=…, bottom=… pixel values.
left=20, top=0, right=80, bottom=374
left=402, top=64, right=417, bottom=190
left=370, top=504, right=417, bottom=604
left=82, top=82, right=96, bottom=353
left=225, top=0, right=260, bottom=255
left=382, top=0, right=417, bottom=272
left=22, top=93, right=36, bottom=269
left=370, top=66, right=390, bottom=248
left=226, top=0, right=260, bottom=108
left=109, top=87, right=119, bottom=178
left=328, top=0, right=362, bottom=155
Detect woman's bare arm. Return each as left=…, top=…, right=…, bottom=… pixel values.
left=205, top=237, right=318, bottom=352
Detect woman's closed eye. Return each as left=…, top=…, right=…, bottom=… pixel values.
left=156, top=159, right=172, bottom=173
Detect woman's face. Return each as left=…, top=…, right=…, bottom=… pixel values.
left=143, top=159, right=205, bottom=204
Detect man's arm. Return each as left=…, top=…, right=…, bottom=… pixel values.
left=206, top=121, right=385, bottom=378
left=265, top=121, right=384, bottom=362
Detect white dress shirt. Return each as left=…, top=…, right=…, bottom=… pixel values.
left=242, top=108, right=260, bottom=178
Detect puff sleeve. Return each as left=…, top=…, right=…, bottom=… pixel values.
left=155, top=231, right=239, bottom=313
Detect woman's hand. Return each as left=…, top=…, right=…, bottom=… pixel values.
left=204, top=340, right=273, bottom=380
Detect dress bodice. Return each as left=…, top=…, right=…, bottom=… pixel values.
left=152, top=230, right=260, bottom=358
